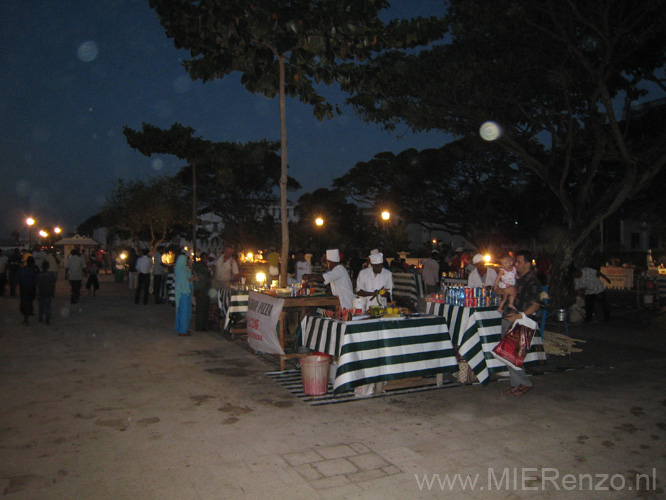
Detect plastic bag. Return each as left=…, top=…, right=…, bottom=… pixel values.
left=491, top=316, right=537, bottom=370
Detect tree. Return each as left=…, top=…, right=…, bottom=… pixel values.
left=334, top=140, right=561, bottom=251
left=148, top=0, right=446, bottom=285
left=101, top=177, right=189, bottom=253
left=345, top=0, right=666, bottom=305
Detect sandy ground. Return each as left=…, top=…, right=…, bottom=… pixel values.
left=1, top=273, right=665, bottom=499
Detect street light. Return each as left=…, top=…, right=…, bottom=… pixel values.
left=54, top=227, right=61, bottom=235
left=381, top=211, right=390, bottom=221
left=26, top=217, right=35, bottom=245
left=315, top=217, right=324, bottom=251
left=39, top=230, right=48, bottom=238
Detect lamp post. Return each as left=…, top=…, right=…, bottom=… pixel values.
left=26, top=217, right=35, bottom=246
left=315, top=217, right=324, bottom=252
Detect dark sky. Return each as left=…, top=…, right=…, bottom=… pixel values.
left=0, top=0, right=449, bottom=241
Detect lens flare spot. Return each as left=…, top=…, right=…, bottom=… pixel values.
left=151, top=159, right=164, bottom=171
left=60, top=306, right=71, bottom=318
left=77, top=41, right=98, bottom=62
left=480, top=121, right=501, bottom=141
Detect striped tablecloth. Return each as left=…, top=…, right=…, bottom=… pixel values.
left=301, top=315, right=457, bottom=393
left=392, top=272, right=426, bottom=304
left=217, top=288, right=250, bottom=331
left=426, top=302, right=546, bottom=384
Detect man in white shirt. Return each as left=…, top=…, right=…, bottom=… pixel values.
left=467, top=253, right=498, bottom=288
left=135, top=248, right=153, bottom=305
left=422, top=250, right=441, bottom=295
left=212, top=245, right=240, bottom=290
left=574, top=267, right=611, bottom=322
left=302, top=249, right=354, bottom=310
left=294, top=250, right=312, bottom=283
left=356, top=252, right=393, bottom=308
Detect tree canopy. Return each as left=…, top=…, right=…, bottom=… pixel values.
left=345, top=0, right=666, bottom=304
left=148, top=0, right=446, bottom=284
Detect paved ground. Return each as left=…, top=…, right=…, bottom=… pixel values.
left=1, top=274, right=665, bottom=499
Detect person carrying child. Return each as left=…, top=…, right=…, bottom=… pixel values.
left=494, top=254, right=517, bottom=313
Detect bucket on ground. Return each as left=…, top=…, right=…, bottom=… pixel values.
left=301, top=355, right=330, bottom=396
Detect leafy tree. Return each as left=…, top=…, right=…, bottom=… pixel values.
left=292, top=188, right=366, bottom=253
left=124, top=123, right=301, bottom=252
left=148, top=0, right=446, bottom=285
left=101, top=177, right=189, bottom=253
left=345, top=0, right=666, bottom=305
left=334, top=140, right=560, bottom=251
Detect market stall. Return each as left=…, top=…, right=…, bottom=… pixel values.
left=426, top=302, right=546, bottom=384
left=218, top=287, right=250, bottom=332
left=392, top=272, right=425, bottom=306
left=300, top=314, right=457, bottom=393
left=600, top=266, right=634, bottom=289
left=246, top=291, right=340, bottom=371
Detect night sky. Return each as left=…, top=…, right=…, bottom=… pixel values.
left=0, top=0, right=449, bottom=241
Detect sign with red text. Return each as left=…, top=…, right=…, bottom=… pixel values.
left=246, top=291, right=285, bottom=355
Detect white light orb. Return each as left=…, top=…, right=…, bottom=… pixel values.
left=480, top=121, right=501, bottom=141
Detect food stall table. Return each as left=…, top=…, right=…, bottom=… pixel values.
left=217, top=288, right=250, bottom=332
left=392, top=272, right=425, bottom=305
left=426, top=302, right=546, bottom=384
left=301, top=314, right=457, bottom=394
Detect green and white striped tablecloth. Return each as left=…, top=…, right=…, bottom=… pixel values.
left=301, top=315, right=457, bottom=393
left=392, top=272, right=426, bottom=304
left=426, top=302, right=546, bottom=384
left=217, top=288, right=250, bottom=331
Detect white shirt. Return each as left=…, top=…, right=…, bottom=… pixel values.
left=575, top=268, right=606, bottom=295
left=356, top=267, right=393, bottom=308
left=136, top=255, right=152, bottom=274
left=422, top=258, right=440, bottom=286
left=214, top=256, right=239, bottom=284
left=295, top=259, right=312, bottom=282
left=322, top=264, right=355, bottom=310
left=467, top=267, right=498, bottom=288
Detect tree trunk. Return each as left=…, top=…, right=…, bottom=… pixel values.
left=278, top=56, right=289, bottom=287
left=192, top=162, right=197, bottom=257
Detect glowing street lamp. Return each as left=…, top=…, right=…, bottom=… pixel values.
left=54, top=227, right=61, bottom=235
left=315, top=217, right=324, bottom=251
left=381, top=211, right=390, bottom=221
left=39, top=230, right=48, bottom=238
left=26, top=217, right=35, bottom=245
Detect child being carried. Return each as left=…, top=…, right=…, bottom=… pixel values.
left=494, top=254, right=517, bottom=313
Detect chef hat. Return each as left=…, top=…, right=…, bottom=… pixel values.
left=326, top=249, right=340, bottom=262
left=370, top=248, right=379, bottom=255
left=472, top=253, right=484, bottom=264
left=455, top=247, right=463, bottom=253
left=369, top=253, right=384, bottom=264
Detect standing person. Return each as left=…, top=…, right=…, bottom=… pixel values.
left=127, top=248, right=138, bottom=290
left=135, top=249, right=152, bottom=305
left=266, top=248, right=280, bottom=283
left=573, top=267, right=611, bottom=323
left=32, top=245, right=46, bottom=270
left=19, top=256, right=38, bottom=325
left=501, top=250, right=541, bottom=396
left=212, top=245, right=240, bottom=291
left=174, top=252, right=194, bottom=336
left=356, top=252, right=393, bottom=308
left=192, top=252, right=212, bottom=331
left=422, top=251, right=442, bottom=295
left=85, top=258, right=99, bottom=296
left=0, top=249, right=8, bottom=297
left=65, top=249, right=86, bottom=304
left=36, top=261, right=57, bottom=324
left=468, top=253, right=498, bottom=288
left=8, top=248, right=22, bottom=297
left=152, top=247, right=166, bottom=304
left=294, top=250, right=312, bottom=283
left=45, top=249, right=60, bottom=282
left=303, top=249, right=355, bottom=310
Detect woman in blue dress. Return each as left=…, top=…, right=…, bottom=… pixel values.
left=174, top=252, right=194, bottom=336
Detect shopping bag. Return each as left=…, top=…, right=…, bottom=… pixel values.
left=491, top=316, right=537, bottom=370
left=453, top=345, right=477, bottom=384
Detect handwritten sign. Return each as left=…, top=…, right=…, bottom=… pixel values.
left=600, top=266, right=634, bottom=289
left=246, top=291, right=285, bottom=355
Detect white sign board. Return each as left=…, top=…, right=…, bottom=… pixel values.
left=246, top=291, right=285, bottom=355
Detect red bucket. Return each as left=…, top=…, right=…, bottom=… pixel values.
left=301, top=355, right=330, bottom=396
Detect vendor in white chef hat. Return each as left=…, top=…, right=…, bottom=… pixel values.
left=356, top=252, right=393, bottom=308
left=302, top=249, right=355, bottom=310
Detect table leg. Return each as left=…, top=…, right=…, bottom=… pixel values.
left=436, top=373, right=443, bottom=387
